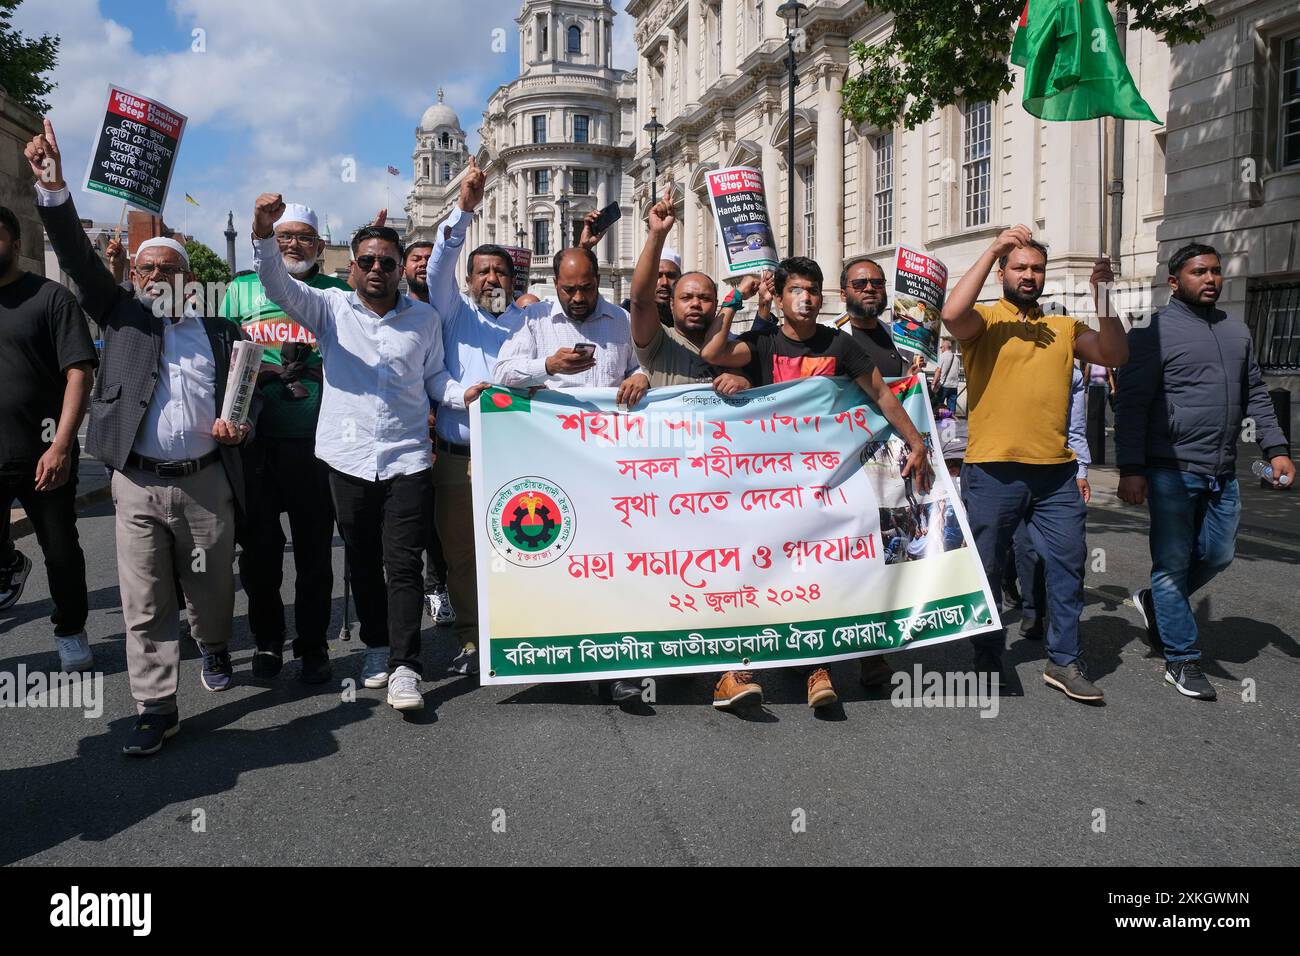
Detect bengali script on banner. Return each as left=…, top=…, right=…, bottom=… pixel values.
left=470, top=376, right=1000, bottom=684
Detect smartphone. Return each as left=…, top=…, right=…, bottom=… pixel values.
left=573, top=342, right=596, bottom=359
left=590, top=202, right=622, bottom=236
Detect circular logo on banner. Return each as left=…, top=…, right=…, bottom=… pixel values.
left=486, top=477, right=575, bottom=567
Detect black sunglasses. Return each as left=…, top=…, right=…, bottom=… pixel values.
left=847, top=277, right=887, bottom=291
left=355, top=255, right=398, bottom=273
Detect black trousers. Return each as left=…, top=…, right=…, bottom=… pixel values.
left=238, top=438, right=335, bottom=656
left=328, top=466, right=430, bottom=675
left=0, top=463, right=88, bottom=636
left=425, top=491, right=448, bottom=592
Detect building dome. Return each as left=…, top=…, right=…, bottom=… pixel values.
left=419, top=88, right=462, bottom=132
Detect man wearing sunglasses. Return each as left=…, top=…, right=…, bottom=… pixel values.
left=219, top=203, right=348, bottom=686
left=29, top=119, right=253, bottom=756
left=253, top=192, right=460, bottom=714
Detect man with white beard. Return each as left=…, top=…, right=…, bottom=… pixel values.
left=219, top=204, right=348, bottom=685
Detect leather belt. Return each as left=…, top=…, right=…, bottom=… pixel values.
left=434, top=436, right=472, bottom=457
left=127, top=448, right=221, bottom=478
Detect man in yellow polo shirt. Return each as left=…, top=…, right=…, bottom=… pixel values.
left=941, top=225, right=1127, bottom=703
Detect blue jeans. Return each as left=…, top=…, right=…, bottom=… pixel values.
left=961, top=462, right=1087, bottom=666
left=1145, top=469, right=1240, bottom=662
left=936, top=386, right=958, bottom=414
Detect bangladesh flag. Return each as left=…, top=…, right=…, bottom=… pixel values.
left=1011, top=0, right=1160, bottom=123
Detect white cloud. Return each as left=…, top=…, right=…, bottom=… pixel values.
left=12, top=0, right=526, bottom=258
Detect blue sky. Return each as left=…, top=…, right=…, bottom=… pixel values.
left=13, top=0, right=633, bottom=258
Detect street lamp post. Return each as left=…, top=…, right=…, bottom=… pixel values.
left=557, top=195, right=571, bottom=249
left=778, top=1, right=807, bottom=259
left=516, top=224, right=527, bottom=249
left=643, top=107, right=664, bottom=205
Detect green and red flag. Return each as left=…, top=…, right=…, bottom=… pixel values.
left=1011, top=0, right=1160, bottom=123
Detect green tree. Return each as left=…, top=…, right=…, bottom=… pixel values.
left=0, top=0, right=59, bottom=114
left=184, top=240, right=231, bottom=285
left=840, top=1, right=1214, bottom=131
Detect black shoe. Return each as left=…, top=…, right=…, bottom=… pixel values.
left=973, top=648, right=1004, bottom=678
left=1043, top=659, right=1104, bottom=703
left=859, top=655, right=894, bottom=688
left=251, top=646, right=284, bottom=680
left=298, top=648, right=332, bottom=685
left=447, top=644, right=479, bottom=676
left=122, top=711, right=180, bottom=756
left=1019, top=613, right=1044, bottom=639
left=1165, top=660, right=1216, bottom=700
left=1132, top=587, right=1162, bottom=651
left=1002, top=577, right=1023, bottom=611
left=608, top=679, right=642, bottom=703
left=0, top=551, right=33, bottom=611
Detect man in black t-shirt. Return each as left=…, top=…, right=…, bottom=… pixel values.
left=0, top=205, right=97, bottom=670
left=835, top=258, right=916, bottom=376
left=702, top=255, right=934, bottom=709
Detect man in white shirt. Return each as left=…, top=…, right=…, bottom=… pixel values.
left=28, top=120, right=251, bottom=756
left=252, top=192, right=460, bottom=713
left=493, top=248, right=648, bottom=701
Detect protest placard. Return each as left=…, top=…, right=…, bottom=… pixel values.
left=82, top=85, right=187, bottom=215
left=890, top=245, right=949, bottom=365
left=706, top=166, right=780, bottom=278
left=503, top=245, right=533, bottom=299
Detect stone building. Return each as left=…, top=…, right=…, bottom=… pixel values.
left=406, top=0, right=638, bottom=299
left=626, top=0, right=1171, bottom=323
left=0, top=91, right=45, bottom=276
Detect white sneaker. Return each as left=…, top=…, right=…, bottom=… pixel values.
left=56, top=632, right=94, bottom=672
left=387, top=665, right=424, bottom=711
left=361, top=647, right=390, bottom=688
left=427, top=587, right=457, bottom=626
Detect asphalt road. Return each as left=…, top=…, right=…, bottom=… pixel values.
left=2, top=483, right=1297, bottom=866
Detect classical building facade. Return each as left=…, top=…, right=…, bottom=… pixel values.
left=406, top=0, right=638, bottom=299
left=1158, top=0, right=1300, bottom=404
left=626, top=0, right=1171, bottom=323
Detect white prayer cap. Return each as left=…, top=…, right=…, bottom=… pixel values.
left=660, top=246, right=682, bottom=268
left=135, top=236, right=190, bottom=270
left=275, top=203, right=319, bottom=233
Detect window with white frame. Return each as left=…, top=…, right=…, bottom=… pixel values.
left=962, top=101, right=992, bottom=228
left=574, top=114, right=590, bottom=143
left=533, top=220, right=550, bottom=256
left=442, top=162, right=450, bottom=183
left=752, top=0, right=764, bottom=50
left=874, top=132, right=894, bottom=248
left=532, top=115, right=546, bottom=144
left=573, top=169, right=590, bottom=195
left=568, top=25, right=582, bottom=55
left=533, top=168, right=550, bottom=194
left=1282, top=34, right=1300, bottom=169
left=801, top=163, right=815, bottom=257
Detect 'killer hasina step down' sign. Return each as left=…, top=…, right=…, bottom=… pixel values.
left=82, top=85, right=187, bottom=216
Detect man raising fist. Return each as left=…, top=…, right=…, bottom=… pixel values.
left=252, top=191, right=459, bottom=713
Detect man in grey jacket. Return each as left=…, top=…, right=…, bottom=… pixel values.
left=28, top=120, right=252, bottom=755
left=1116, top=242, right=1294, bottom=700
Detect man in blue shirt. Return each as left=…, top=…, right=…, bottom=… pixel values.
left=426, top=157, right=519, bottom=676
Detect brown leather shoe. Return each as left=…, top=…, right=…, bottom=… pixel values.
left=807, top=667, right=837, bottom=708
left=713, top=670, right=763, bottom=709
left=859, top=655, right=894, bottom=688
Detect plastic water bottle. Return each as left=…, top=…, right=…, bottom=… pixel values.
left=1252, top=460, right=1292, bottom=486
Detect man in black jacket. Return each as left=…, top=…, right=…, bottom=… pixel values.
left=27, top=119, right=252, bottom=754
left=1116, top=242, right=1294, bottom=700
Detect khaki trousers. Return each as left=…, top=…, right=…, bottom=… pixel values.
left=112, top=464, right=235, bottom=715
left=433, top=450, right=477, bottom=650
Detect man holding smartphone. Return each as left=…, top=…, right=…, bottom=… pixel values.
left=494, top=245, right=650, bottom=701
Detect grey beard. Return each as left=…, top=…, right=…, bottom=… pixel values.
left=477, top=288, right=507, bottom=315
left=283, top=256, right=314, bottom=276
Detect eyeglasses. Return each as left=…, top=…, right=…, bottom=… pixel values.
left=559, top=284, right=597, bottom=296
left=847, top=278, right=887, bottom=291
left=275, top=233, right=320, bottom=246
left=355, top=255, right=398, bottom=273
left=134, top=263, right=184, bottom=278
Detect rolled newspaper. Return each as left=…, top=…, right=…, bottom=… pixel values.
left=220, top=340, right=265, bottom=427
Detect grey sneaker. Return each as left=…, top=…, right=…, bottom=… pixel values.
left=1165, top=660, right=1216, bottom=700
left=56, top=632, right=94, bottom=672
left=1043, top=659, right=1104, bottom=703
left=361, top=647, right=390, bottom=688
left=386, top=665, right=424, bottom=711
